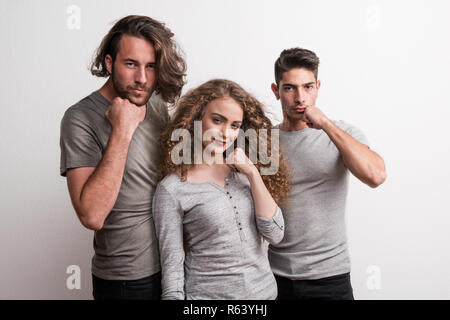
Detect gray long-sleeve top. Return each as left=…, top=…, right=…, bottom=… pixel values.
left=152, top=169, right=285, bottom=300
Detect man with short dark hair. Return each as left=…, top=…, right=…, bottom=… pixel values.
left=269, top=48, right=386, bottom=300
left=59, top=15, right=186, bottom=300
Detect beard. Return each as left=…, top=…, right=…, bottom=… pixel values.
left=110, top=65, right=152, bottom=106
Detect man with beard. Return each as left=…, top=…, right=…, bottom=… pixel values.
left=60, top=15, right=186, bottom=300
left=269, top=48, right=386, bottom=300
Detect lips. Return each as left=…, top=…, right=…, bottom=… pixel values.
left=129, top=87, right=149, bottom=95
left=215, top=140, right=226, bottom=146
left=212, top=138, right=227, bottom=147
left=294, top=107, right=305, bottom=113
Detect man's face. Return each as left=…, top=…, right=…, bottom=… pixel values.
left=271, top=67, right=320, bottom=121
left=106, top=34, right=157, bottom=106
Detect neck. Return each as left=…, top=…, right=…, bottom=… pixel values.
left=194, top=152, right=226, bottom=168
left=191, top=162, right=230, bottom=173
left=98, top=78, right=118, bottom=103
left=279, top=116, right=309, bottom=132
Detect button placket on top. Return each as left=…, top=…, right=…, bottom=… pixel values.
left=224, top=175, right=247, bottom=241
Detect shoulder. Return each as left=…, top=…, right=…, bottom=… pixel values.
left=333, top=120, right=357, bottom=131
left=333, top=119, right=367, bottom=133
left=147, top=93, right=169, bottom=125
left=62, top=92, right=107, bottom=124
left=332, top=120, right=369, bottom=145
left=156, top=173, right=183, bottom=195
left=154, top=173, right=187, bottom=210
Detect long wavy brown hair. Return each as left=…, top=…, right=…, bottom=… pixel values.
left=90, top=15, right=186, bottom=104
left=159, top=79, right=291, bottom=205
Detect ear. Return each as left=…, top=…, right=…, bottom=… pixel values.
left=316, top=79, right=321, bottom=90
left=271, top=83, right=280, bottom=100
left=105, top=54, right=113, bottom=75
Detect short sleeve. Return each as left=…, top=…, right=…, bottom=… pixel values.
left=59, top=109, right=102, bottom=176
left=148, top=93, right=170, bottom=126
left=152, top=183, right=185, bottom=300
left=336, top=120, right=370, bottom=147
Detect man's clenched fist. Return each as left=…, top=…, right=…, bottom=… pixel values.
left=105, top=97, right=146, bottom=138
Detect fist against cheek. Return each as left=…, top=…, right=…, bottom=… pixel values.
left=105, top=97, right=147, bottom=136
left=301, top=105, right=329, bottom=130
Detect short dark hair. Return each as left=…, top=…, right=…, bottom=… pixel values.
left=274, top=48, right=320, bottom=85
left=90, top=15, right=186, bottom=104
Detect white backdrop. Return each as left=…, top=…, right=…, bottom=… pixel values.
left=1, top=0, right=449, bottom=299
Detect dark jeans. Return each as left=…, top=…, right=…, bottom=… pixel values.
left=275, top=272, right=354, bottom=300
left=92, top=272, right=162, bottom=300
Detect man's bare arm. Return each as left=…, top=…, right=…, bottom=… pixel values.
left=303, top=105, right=386, bottom=188
left=321, top=120, right=386, bottom=188
left=66, top=97, right=146, bottom=230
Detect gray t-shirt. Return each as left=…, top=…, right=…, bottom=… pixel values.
left=152, top=169, right=285, bottom=300
left=268, top=120, right=369, bottom=280
left=60, top=91, right=168, bottom=280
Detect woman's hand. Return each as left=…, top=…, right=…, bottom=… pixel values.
left=226, top=147, right=277, bottom=219
left=226, top=147, right=258, bottom=177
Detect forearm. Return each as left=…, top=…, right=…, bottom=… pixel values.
left=247, top=169, right=277, bottom=218
left=322, top=119, right=386, bottom=188
left=78, top=129, right=132, bottom=229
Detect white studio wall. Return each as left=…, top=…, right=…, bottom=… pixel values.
left=0, top=0, right=449, bottom=299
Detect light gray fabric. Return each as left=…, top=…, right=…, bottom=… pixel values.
left=60, top=91, right=168, bottom=280
left=152, top=169, right=285, bottom=300
left=269, top=120, right=369, bottom=280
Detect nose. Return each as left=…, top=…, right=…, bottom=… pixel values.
left=135, top=66, right=147, bottom=85
left=221, top=125, right=229, bottom=141
left=294, top=88, right=305, bottom=105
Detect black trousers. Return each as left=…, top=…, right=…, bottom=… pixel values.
left=275, top=272, right=354, bottom=300
left=92, top=272, right=162, bottom=300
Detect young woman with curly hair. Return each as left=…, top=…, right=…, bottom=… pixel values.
left=152, top=79, right=291, bottom=300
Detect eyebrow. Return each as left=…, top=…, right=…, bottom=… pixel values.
left=123, top=58, right=156, bottom=66
left=282, top=82, right=316, bottom=87
left=211, top=112, right=242, bottom=123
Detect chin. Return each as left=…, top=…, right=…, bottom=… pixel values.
left=127, top=93, right=151, bottom=106
left=213, top=146, right=226, bottom=154
left=288, top=113, right=305, bottom=120
left=203, top=143, right=224, bottom=154
left=130, top=98, right=149, bottom=107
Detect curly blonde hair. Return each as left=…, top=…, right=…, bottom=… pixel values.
left=158, top=79, right=290, bottom=205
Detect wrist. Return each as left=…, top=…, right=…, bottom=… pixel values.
left=246, top=165, right=260, bottom=181
left=319, top=116, right=333, bottom=131
left=111, top=126, right=134, bottom=143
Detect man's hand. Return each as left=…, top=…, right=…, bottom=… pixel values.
left=105, top=97, right=146, bottom=138
left=301, top=105, right=330, bottom=129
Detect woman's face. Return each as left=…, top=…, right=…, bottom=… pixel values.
left=201, top=97, right=243, bottom=155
